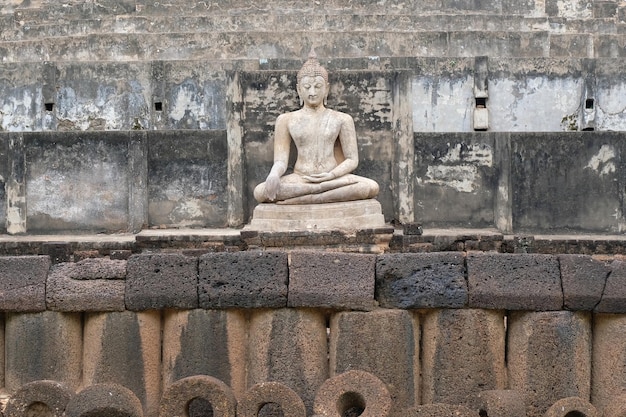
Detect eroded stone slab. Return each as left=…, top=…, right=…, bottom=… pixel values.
left=467, top=253, right=562, bottom=310
left=198, top=251, right=288, bottom=308
left=288, top=251, right=375, bottom=310
left=376, top=252, right=467, bottom=308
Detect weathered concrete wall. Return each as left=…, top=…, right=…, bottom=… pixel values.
left=511, top=132, right=626, bottom=233
left=1, top=59, right=625, bottom=135
left=1, top=131, right=231, bottom=233
left=413, top=131, right=626, bottom=233
left=153, top=62, right=228, bottom=131
left=0, top=62, right=47, bottom=132
left=409, top=58, right=626, bottom=133
left=488, top=59, right=586, bottom=132
left=412, top=59, right=476, bottom=132
left=0, top=61, right=230, bottom=133
left=24, top=132, right=132, bottom=232
left=147, top=130, right=228, bottom=228
left=0, top=136, right=6, bottom=229
left=55, top=62, right=152, bottom=131
left=3, top=130, right=626, bottom=234
left=414, top=133, right=497, bottom=228
left=0, top=3, right=625, bottom=233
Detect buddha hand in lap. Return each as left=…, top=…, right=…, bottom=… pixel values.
left=253, top=50, right=379, bottom=205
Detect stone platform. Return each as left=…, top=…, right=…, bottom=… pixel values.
left=246, top=199, right=386, bottom=232
left=242, top=199, right=392, bottom=253
left=3, top=227, right=626, bottom=257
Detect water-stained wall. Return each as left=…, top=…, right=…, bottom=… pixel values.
left=1, top=59, right=626, bottom=233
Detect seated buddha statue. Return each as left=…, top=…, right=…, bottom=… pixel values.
left=253, top=50, right=379, bottom=205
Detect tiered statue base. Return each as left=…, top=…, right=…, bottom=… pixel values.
left=248, top=199, right=385, bottom=231
left=242, top=199, right=393, bottom=253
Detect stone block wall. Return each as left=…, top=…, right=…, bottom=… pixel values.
left=0, top=250, right=624, bottom=417
left=1, top=0, right=626, bottom=62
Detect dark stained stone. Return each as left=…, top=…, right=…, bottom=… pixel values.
left=198, top=251, right=288, bottom=308
left=376, top=252, right=467, bottom=308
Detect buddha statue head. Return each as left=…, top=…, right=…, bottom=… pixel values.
left=296, top=48, right=329, bottom=107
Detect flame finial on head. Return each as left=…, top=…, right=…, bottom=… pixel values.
left=297, top=47, right=328, bottom=84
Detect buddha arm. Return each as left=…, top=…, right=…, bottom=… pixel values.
left=270, top=114, right=291, bottom=177
left=330, top=115, right=359, bottom=178
left=263, top=115, right=291, bottom=200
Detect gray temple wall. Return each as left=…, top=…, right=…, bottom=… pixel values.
left=2, top=129, right=625, bottom=234
left=1, top=59, right=625, bottom=234
left=2, top=59, right=626, bottom=133
left=1, top=0, right=625, bottom=233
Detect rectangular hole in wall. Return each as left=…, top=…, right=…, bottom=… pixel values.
left=475, top=97, right=487, bottom=108
left=154, top=102, right=163, bottom=112
left=585, top=98, right=594, bottom=109
left=45, top=103, right=54, bottom=112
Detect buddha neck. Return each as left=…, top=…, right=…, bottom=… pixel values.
left=301, top=104, right=327, bottom=114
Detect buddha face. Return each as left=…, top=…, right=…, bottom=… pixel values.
left=297, top=75, right=328, bottom=108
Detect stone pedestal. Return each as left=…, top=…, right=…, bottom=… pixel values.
left=243, top=199, right=392, bottom=253
left=247, top=199, right=385, bottom=231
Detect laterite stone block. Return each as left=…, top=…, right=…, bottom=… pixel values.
left=46, top=261, right=125, bottom=311
left=5, top=311, right=82, bottom=392
left=544, top=397, right=597, bottom=417
left=467, top=253, right=562, bottom=310
left=559, top=255, right=608, bottom=310
left=162, top=309, right=247, bottom=397
left=198, top=251, right=288, bottom=308
left=592, top=314, right=626, bottom=411
left=375, top=253, right=467, bottom=308
left=159, top=375, right=236, bottom=417
left=247, top=308, right=328, bottom=415
left=51, top=258, right=127, bottom=280
left=0, top=256, right=50, bottom=312
left=602, top=393, right=626, bottom=417
left=314, top=370, right=391, bottom=417
left=65, top=384, right=143, bottom=417
left=473, top=390, right=525, bottom=417
left=0, top=313, right=5, bottom=388
left=5, top=380, right=74, bottom=417
left=126, top=253, right=198, bottom=310
left=288, top=251, right=375, bottom=310
left=508, top=311, right=591, bottom=417
left=421, top=309, right=506, bottom=406
left=595, top=259, right=626, bottom=313
left=329, top=309, right=419, bottom=412
left=83, top=311, right=161, bottom=417
left=404, top=404, right=478, bottom=417
left=238, top=382, right=306, bottom=417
